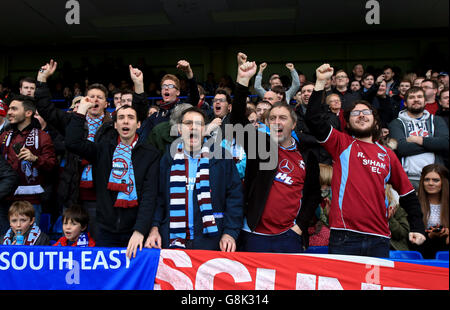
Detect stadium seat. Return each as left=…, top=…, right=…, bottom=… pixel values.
left=39, top=213, right=51, bottom=234
left=435, top=251, right=449, bottom=260
left=304, top=246, right=329, bottom=254
left=389, top=250, right=423, bottom=260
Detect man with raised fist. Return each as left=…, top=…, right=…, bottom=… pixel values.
left=305, top=63, right=426, bottom=257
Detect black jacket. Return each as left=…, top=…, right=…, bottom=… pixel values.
left=65, top=113, right=160, bottom=235
left=232, top=83, right=321, bottom=245
left=0, top=156, right=19, bottom=201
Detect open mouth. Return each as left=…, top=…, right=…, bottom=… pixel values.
left=122, top=127, right=130, bottom=134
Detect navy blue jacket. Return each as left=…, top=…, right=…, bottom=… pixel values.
left=153, top=146, right=244, bottom=250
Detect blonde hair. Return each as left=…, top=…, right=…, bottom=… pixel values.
left=319, top=163, right=333, bottom=186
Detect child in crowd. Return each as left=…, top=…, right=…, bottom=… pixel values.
left=53, top=204, right=95, bottom=247
left=1, top=201, right=50, bottom=245
left=308, top=164, right=332, bottom=246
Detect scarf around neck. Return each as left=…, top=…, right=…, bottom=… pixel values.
left=80, top=114, right=104, bottom=188
left=107, top=135, right=139, bottom=208
left=2, top=222, right=41, bottom=245
left=53, top=231, right=92, bottom=247
left=168, top=141, right=218, bottom=248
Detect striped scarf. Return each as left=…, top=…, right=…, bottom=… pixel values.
left=80, top=114, right=104, bottom=188
left=169, top=142, right=218, bottom=248
left=2, top=223, right=41, bottom=245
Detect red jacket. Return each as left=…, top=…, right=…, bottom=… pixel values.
left=0, top=124, right=56, bottom=204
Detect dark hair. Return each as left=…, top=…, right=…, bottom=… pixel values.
left=111, top=89, right=122, bottom=97
left=62, top=204, right=89, bottom=230
left=214, top=88, right=232, bottom=104
left=343, top=100, right=382, bottom=142
left=269, top=101, right=297, bottom=124
left=112, top=104, right=138, bottom=122
left=19, top=77, right=36, bottom=88
left=418, top=164, right=449, bottom=229
left=271, top=85, right=286, bottom=102
left=421, top=78, right=439, bottom=89
left=404, top=86, right=425, bottom=101
left=10, top=94, right=36, bottom=114
left=86, top=83, right=108, bottom=98
left=180, top=106, right=207, bottom=123
left=120, top=88, right=134, bottom=96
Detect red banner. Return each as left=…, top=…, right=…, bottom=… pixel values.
left=154, top=250, right=448, bottom=290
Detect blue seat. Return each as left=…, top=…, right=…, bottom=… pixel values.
left=305, top=246, right=329, bottom=254
left=389, top=250, right=423, bottom=260
left=435, top=251, right=449, bottom=260
left=39, top=213, right=51, bottom=234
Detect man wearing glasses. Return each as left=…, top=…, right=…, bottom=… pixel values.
left=306, top=64, right=426, bottom=258
left=332, top=70, right=361, bottom=110
left=146, top=60, right=200, bottom=131
left=145, top=106, right=244, bottom=252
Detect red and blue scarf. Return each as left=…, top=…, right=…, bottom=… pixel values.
left=80, top=114, right=104, bottom=188
left=2, top=223, right=41, bottom=245
left=107, top=135, right=139, bottom=208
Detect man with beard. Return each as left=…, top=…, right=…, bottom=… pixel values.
left=0, top=95, right=56, bottom=229
left=389, top=86, right=449, bottom=190
left=306, top=64, right=426, bottom=258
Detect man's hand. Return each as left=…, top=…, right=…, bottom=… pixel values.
left=126, top=230, right=144, bottom=259
left=177, top=60, right=193, bottom=79
left=315, top=64, right=334, bottom=91
left=219, top=234, right=236, bottom=252
left=129, top=65, right=144, bottom=94
left=37, top=59, right=57, bottom=83
left=259, top=62, right=267, bottom=74
left=406, top=135, right=423, bottom=145
left=409, top=232, right=426, bottom=245
left=206, top=117, right=222, bottom=135
left=376, top=74, right=385, bottom=85
left=76, top=96, right=95, bottom=116
left=237, top=52, right=247, bottom=66
left=290, top=224, right=303, bottom=236
left=17, top=147, right=38, bottom=162
left=286, top=63, right=295, bottom=71
left=144, top=227, right=162, bottom=249
left=237, top=56, right=257, bottom=87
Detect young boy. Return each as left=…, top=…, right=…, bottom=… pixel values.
left=1, top=200, right=50, bottom=245
left=53, top=205, right=95, bottom=247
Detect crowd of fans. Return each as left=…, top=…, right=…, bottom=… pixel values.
left=0, top=53, right=448, bottom=261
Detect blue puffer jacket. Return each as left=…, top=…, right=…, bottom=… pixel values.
left=153, top=145, right=244, bottom=250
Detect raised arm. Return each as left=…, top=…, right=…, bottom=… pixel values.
left=129, top=64, right=149, bottom=123
left=285, top=63, right=301, bottom=103
left=177, top=60, right=200, bottom=106
left=305, top=64, right=335, bottom=142
left=253, top=62, right=268, bottom=99
left=34, top=59, right=71, bottom=135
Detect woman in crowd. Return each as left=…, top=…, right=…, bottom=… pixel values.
left=417, top=164, right=449, bottom=258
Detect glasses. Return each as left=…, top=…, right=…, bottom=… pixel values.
left=336, top=75, right=348, bottom=79
left=161, top=84, right=178, bottom=90
left=350, top=109, right=373, bottom=116
left=182, top=120, right=205, bottom=127
left=213, top=98, right=227, bottom=103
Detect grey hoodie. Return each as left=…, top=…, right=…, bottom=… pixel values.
left=389, top=110, right=449, bottom=180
